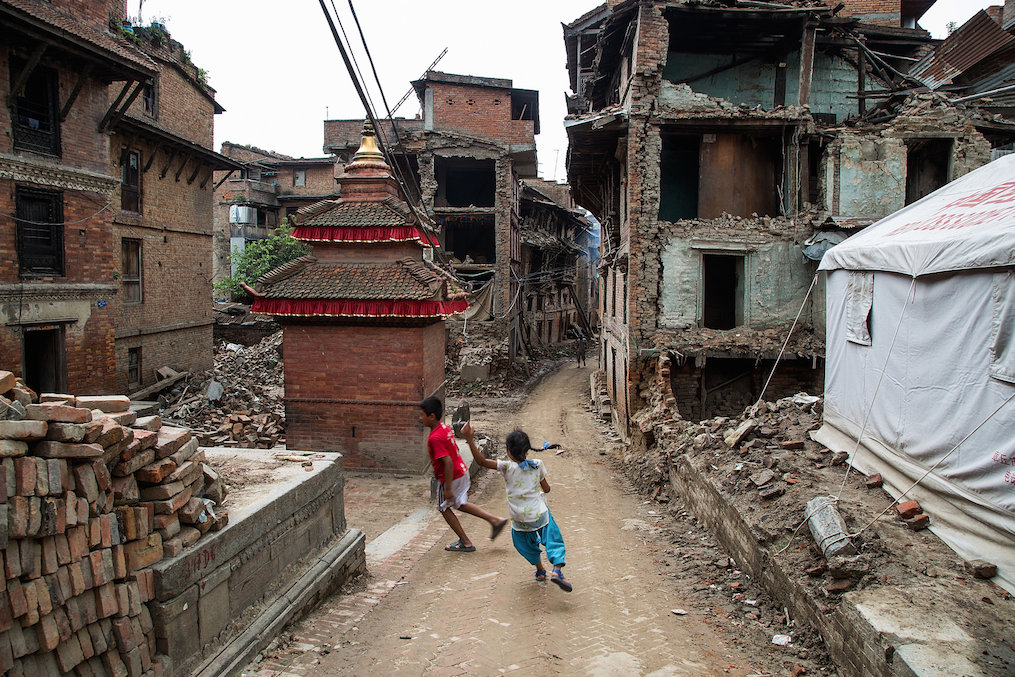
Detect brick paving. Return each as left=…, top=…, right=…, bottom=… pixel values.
left=244, top=364, right=756, bottom=676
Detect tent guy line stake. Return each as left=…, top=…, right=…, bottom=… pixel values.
left=834, top=277, right=917, bottom=503
left=850, top=389, right=1015, bottom=539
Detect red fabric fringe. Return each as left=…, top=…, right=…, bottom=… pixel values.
left=251, top=297, right=469, bottom=318
left=292, top=225, right=424, bottom=243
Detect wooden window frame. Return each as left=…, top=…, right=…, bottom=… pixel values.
left=121, top=237, right=142, bottom=303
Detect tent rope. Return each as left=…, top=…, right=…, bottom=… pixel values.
left=835, top=277, right=917, bottom=502
left=850, top=389, right=1015, bottom=538
left=752, top=273, right=818, bottom=411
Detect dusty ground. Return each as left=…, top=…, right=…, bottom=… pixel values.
left=243, top=360, right=835, bottom=677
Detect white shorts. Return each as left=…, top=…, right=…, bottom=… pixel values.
left=437, top=473, right=471, bottom=511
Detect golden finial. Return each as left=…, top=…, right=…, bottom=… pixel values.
left=351, top=119, right=386, bottom=164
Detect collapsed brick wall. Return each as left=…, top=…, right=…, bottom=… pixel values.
left=0, top=370, right=228, bottom=677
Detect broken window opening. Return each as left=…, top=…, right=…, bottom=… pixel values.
left=293, top=169, right=306, bottom=187
left=16, top=187, right=64, bottom=277
left=659, top=135, right=700, bottom=222
left=806, top=140, right=822, bottom=206
left=121, top=238, right=142, bottom=304
left=121, top=150, right=141, bottom=213
left=142, top=80, right=157, bottom=118
left=511, top=90, right=538, bottom=128
left=435, top=158, right=495, bottom=208
left=905, top=138, right=951, bottom=206
left=11, top=58, right=59, bottom=156
left=443, top=214, right=496, bottom=264
left=702, top=254, right=744, bottom=330
left=127, top=346, right=141, bottom=389
left=23, top=325, right=66, bottom=394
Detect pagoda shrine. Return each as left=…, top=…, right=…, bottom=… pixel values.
left=249, top=122, right=467, bottom=471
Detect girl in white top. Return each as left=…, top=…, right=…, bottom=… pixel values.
left=463, top=423, right=572, bottom=592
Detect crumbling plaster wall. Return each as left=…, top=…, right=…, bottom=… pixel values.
left=826, top=135, right=907, bottom=217
left=824, top=108, right=992, bottom=218
left=662, top=52, right=858, bottom=123
left=658, top=231, right=814, bottom=331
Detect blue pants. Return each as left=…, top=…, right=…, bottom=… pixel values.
left=511, top=511, right=566, bottom=567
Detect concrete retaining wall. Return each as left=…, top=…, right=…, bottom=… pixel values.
left=150, top=451, right=362, bottom=677
left=669, top=453, right=939, bottom=677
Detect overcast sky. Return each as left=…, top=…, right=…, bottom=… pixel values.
left=135, top=0, right=997, bottom=183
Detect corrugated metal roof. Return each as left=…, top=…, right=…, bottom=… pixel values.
left=910, top=10, right=1014, bottom=90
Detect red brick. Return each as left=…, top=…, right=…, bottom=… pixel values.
left=897, top=499, right=921, bottom=519
left=152, top=487, right=191, bottom=514
left=94, top=583, right=118, bottom=619
left=36, top=612, right=61, bottom=651
left=24, top=404, right=91, bottom=424
left=14, top=458, right=35, bottom=496
left=121, top=534, right=162, bottom=573
left=134, top=458, right=177, bottom=484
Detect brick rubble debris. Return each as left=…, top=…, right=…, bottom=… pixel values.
left=0, top=368, right=228, bottom=676
left=155, top=331, right=285, bottom=448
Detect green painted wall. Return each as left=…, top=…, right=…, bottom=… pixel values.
left=662, top=52, right=857, bottom=122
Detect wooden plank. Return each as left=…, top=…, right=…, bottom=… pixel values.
left=698, top=133, right=779, bottom=219
left=128, top=370, right=189, bottom=401
left=798, top=19, right=818, bottom=107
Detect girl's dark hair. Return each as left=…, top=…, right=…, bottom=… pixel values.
left=506, top=430, right=530, bottom=462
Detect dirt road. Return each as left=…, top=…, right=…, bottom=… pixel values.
left=246, top=361, right=765, bottom=676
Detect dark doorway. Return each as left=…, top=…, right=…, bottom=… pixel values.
left=702, top=254, right=743, bottom=330
left=905, top=139, right=951, bottom=205
left=23, top=326, right=66, bottom=394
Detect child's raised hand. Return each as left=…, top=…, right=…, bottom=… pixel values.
left=461, top=422, right=475, bottom=440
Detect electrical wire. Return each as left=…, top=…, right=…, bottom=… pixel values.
left=752, top=273, right=817, bottom=409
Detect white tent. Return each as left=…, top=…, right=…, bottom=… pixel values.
left=816, top=154, right=1015, bottom=593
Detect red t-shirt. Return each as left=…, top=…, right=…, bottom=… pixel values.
left=428, top=422, right=467, bottom=483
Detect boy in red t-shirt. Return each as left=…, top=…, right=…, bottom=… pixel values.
left=420, top=396, right=507, bottom=552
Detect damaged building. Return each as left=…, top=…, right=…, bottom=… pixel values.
left=212, top=144, right=341, bottom=289
left=564, top=0, right=1015, bottom=439
left=516, top=179, right=598, bottom=350
left=325, top=72, right=596, bottom=358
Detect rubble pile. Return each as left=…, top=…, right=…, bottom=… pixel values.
left=0, top=369, right=226, bottom=676
left=166, top=332, right=285, bottom=448
left=650, top=320, right=822, bottom=357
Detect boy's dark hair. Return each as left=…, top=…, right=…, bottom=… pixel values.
left=506, top=429, right=531, bottom=462
left=419, top=396, right=443, bottom=420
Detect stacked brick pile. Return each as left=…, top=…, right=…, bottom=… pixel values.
left=0, top=371, right=227, bottom=676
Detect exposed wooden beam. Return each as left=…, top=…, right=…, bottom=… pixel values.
left=142, top=142, right=162, bottom=173
left=797, top=19, right=818, bottom=107
left=212, top=169, right=235, bottom=191
left=59, top=62, right=94, bottom=122
left=7, top=43, right=48, bottom=109
left=199, top=166, right=215, bottom=189
left=102, top=80, right=145, bottom=133
left=97, top=80, right=134, bottom=132
left=857, top=40, right=867, bottom=116
left=187, top=161, right=205, bottom=185
left=118, top=133, right=139, bottom=165
left=174, top=153, right=193, bottom=182
left=160, top=148, right=179, bottom=179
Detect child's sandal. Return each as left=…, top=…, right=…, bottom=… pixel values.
left=550, top=567, right=572, bottom=592
left=535, top=569, right=546, bottom=582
